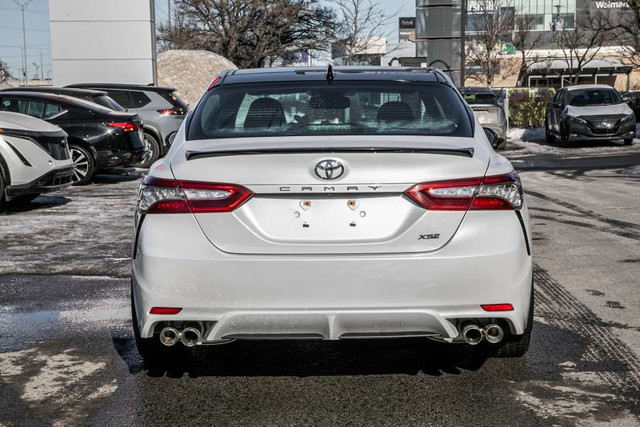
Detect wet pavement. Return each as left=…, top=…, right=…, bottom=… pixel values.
left=1, top=139, right=640, bottom=426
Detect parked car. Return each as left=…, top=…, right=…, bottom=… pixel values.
left=0, top=92, right=145, bottom=185
left=620, top=90, right=640, bottom=118
left=545, top=84, right=635, bottom=147
left=66, top=83, right=189, bottom=167
left=0, top=86, right=124, bottom=111
left=461, top=87, right=507, bottom=149
left=0, top=111, right=74, bottom=205
left=131, top=67, right=533, bottom=365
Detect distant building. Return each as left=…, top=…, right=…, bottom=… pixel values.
left=331, top=37, right=388, bottom=66
left=399, top=17, right=416, bottom=43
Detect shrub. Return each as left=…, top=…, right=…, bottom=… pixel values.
left=508, top=88, right=555, bottom=128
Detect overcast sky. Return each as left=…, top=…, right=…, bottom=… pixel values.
left=0, top=0, right=415, bottom=79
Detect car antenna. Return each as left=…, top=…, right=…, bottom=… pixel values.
left=326, top=64, right=334, bottom=85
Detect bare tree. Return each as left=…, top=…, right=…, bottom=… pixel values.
left=602, top=2, right=640, bottom=69
left=509, top=14, right=547, bottom=86
left=0, top=59, right=10, bottom=84
left=556, top=9, right=618, bottom=85
left=332, top=0, right=396, bottom=66
left=464, top=0, right=515, bottom=87
left=158, top=0, right=336, bottom=68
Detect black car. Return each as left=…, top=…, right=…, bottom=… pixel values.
left=67, top=83, right=188, bottom=167
left=0, top=86, right=124, bottom=111
left=0, top=92, right=146, bottom=184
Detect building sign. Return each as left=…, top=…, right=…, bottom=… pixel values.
left=592, top=0, right=629, bottom=7
left=399, top=17, right=416, bottom=42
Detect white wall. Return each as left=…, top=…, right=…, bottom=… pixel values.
left=49, top=0, right=156, bottom=86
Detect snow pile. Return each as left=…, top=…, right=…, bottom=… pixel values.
left=157, top=50, right=237, bottom=107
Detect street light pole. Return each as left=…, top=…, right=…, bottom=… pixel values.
left=10, top=0, right=35, bottom=87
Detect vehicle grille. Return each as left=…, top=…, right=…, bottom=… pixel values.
left=38, top=167, right=74, bottom=188
left=34, top=135, right=70, bottom=161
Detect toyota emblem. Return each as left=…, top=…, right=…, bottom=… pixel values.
left=314, top=159, right=345, bottom=180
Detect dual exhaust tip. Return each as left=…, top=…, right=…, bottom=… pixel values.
left=159, top=326, right=201, bottom=347
left=462, top=324, right=504, bottom=345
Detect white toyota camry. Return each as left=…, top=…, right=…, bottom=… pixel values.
left=131, top=67, right=533, bottom=364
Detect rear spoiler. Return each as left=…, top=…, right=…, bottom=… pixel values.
left=185, top=147, right=474, bottom=161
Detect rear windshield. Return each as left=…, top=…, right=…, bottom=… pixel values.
left=568, top=88, right=622, bottom=106
left=463, top=93, right=499, bottom=105
left=159, top=90, right=189, bottom=113
left=96, top=95, right=125, bottom=111
left=188, top=81, right=472, bottom=140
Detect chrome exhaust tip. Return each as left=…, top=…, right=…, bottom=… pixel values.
left=462, top=325, right=483, bottom=345
left=180, top=327, right=201, bottom=347
left=484, top=324, right=504, bottom=344
left=159, top=327, right=180, bottom=346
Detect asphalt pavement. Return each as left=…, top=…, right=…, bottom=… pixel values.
left=1, top=137, right=640, bottom=426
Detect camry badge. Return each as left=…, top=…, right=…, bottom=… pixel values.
left=314, top=159, right=345, bottom=180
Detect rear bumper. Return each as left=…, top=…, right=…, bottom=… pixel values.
left=132, top=207, right=533, bottom=341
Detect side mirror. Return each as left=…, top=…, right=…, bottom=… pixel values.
left=483, top=127, right=500, bottom=148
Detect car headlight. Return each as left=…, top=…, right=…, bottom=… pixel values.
left=569, top=116, right=588, bottom=125
left=620, top=114, right=635, bottom=123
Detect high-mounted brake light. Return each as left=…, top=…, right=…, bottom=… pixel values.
left=107, top=121, right=139, bottom=132
left=149, top=307, right=182, bottom=315
left=405, top=172, right=523, bottom=211
left=481, top=304, right=514, bottom=312
left=207, top=75, right=223, bottom=91
left=138, top=176, right=254, bottom=214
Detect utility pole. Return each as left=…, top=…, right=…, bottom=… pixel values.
left=10, top=0, right=35, bottom=87
left=167, top=0, right=171, bottom=29
left=39, top=51, right=43, bottom=80
left=460, top=0, right=467, bottom=87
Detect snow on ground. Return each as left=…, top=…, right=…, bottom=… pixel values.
left=504, top=126, right=640, bottom=156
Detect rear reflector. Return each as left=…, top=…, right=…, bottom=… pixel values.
left=107, top=121, right=139, bottom=132
left=149, top=307, right=182, bottom=315
left=481, top=304, right=514, bottom=312
left=405, top=172, right=523, bottom=211
left=138, top=176, right=254, bottom=214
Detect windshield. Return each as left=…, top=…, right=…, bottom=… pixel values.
left=568, top=88, right=622, bottom=107
left=188, top=81, right=472, bottom=140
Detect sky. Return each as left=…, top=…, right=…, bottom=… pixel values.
left=0, top=0, right=415, bottom=80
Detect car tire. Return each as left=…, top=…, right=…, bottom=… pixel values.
left=131, top=286, right=182, bottom=366
left=495, top=139, right=507, bottom=150
left=69, top=144, right=95, bottom=186
left=623, top=138, right=633, bottom=146
left=0, top=163, right=5, bottom=209
left=494, top=286, right=534, bottom=358
left=545, top=119, right=556, bottom=143
left=559, top=124, right=571, bottom=148
left=135, top=133, right=161, bottom=169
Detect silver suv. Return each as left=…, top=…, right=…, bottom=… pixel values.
left=66, top=83, right=189, bottom=167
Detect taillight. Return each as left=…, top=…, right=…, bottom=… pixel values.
left=481, top=303, right=514, bottom=312
left=157, top=107, right=185, bottom=116
left=107, top=121, right=139, bottom=132
left=149, top=307, right=182, bottom=315
left=405, top=172, right=523, bottom=211
left=138, top=176, right=254, bottom=214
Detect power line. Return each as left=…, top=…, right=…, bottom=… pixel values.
left=0, top=6, right=48, bottom=14
left=0, top=25, right=50, bottom=33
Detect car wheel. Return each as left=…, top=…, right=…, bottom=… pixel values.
left=545, top=119, right=556, bottom=143
left=495, top=139, right=507, bottom=150
left=559, top=124, right=571, bottom=148
left=623, top=138, right=633, bottom=146
left=131, top=286, right=180, bottom=366
left=134, top=133, right=161, bottom=168
left=69, top=144, right=95, bottom=186
left=494, top=286, right=534, bottom=358
left=0, top=163, right=5, bottom=209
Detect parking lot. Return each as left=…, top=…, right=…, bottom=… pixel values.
left=1, top=136, right=640, bottom=426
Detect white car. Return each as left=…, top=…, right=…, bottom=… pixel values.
left=0, top=112, right=74, bottom=206
left=131, top=67, right=533, bottom=364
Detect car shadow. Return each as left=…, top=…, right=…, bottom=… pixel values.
left=0, top=195, right=70, bottom=214
left=92, top=168, right=146, bottom=184
left=112, top=333, right=491, bottom=379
